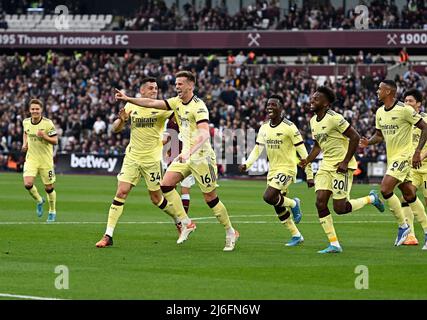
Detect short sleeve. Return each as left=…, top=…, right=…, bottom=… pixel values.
left=256, top=125, right=266, bottom=145
left=47, top=121, right=57, bottom=137
left=404, top=106, right=422, bottom=125
left=375, top=110, right=380, bottom=130
left=309, top=119, right=316, bottom=141
left=124, top=102, right=132, bottom=113
left=335, top=114, right=350, bottom=133
left=162, top=110, right=174, bottom=121
left=290, top=124, right=304, bottom=145
left=165, top=96, right=180, bottom=112
left=194, top=102, right=209, bottom=124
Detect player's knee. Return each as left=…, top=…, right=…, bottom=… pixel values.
left=161, top=185, right=175, bottom=193
left=401, top=189, right=416, bottom=202
left=24, top=183, right=33, bottom=190
left=116, top=189, right=129, bottom=199
left=381, top=190, right=393, bottom=199
left=263, top=193, right=276, bottom=205
left=403, top=194, right=416, bottom=203
left=315, top=199, right=328, bottom=211
left=45, top=187, right=54, bottom=193
left=204, top=191, right=218, bottom=204
left=333, top=201, right=351, bottom=215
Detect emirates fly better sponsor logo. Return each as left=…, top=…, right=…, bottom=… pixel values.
left=70, top=154, right=118, bottom=172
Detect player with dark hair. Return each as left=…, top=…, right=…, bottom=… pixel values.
left=300, top=86, right=384, bottom=253
left=240, top=95, right=313, bottom=246
left=115, top=71, right=239, bottom=251
left=399, top=88, right=427, bottom=248
left=360, top=81, right=427, bottom=248
left=96, top=78, right=181, bottom=248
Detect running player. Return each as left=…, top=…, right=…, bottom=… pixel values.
left=399, top=88, right=427, bottom=248
left=22, top=98, right=58, bottom=222
left=239, top=95, right=313, bottom=246
left=300, top=86, right=384, bottom=253
left=360, top=80, right=427, bottom=248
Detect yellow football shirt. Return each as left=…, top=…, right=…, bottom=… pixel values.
left=412, top=111, right=427, bottom=173
left=257, top=118, right=305, bottom=175
left=375, top=101, right=422, bottom=163
left=124, top=103, right=173, bottom=163
left=310, top=109, right=357, bottom=171
left=165, top=95, right=215, bottom=160
left=23, top=117, right=56, bottom=167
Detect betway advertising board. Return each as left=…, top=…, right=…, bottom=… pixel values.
left=56, top=153, right=123, bottom=175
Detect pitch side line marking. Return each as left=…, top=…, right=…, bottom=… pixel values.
left=0, top=293, right=65, bottom=300
left=0, top=220, right=395, bottom=225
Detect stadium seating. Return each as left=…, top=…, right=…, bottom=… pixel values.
left=3, top=14, right=113, bottom=31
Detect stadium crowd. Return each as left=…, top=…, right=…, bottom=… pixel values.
left=120, top=0, right=427, bottom=31
left=0, top=50, right=426, bottom=171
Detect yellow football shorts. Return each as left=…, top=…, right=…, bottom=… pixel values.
left=411, top=169, right=427, bottom=198
left=267, top=170, right=295, bottom=194
left=23, top=161, right=56, bottom=185
left=315, top=168, right=354, bottom=200
left=167, top=155, right=218, bottom=193
left=385, top=158, right=412, bottom=184
left=117, top=156, right=163, bottom=191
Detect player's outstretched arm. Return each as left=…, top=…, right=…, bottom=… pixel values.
left=114, top=88, right=168, bottom=110
left=413, top=119, right=427, bottom=169
left=240, top=143, right=264, bottom=172
left=360, top=129, right=383, bottom=148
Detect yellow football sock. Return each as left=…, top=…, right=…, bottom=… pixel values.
left=284, top=197, right=296, bottom=208
left=401, top=203, right=415, bottom=236
left=276, top=195, right=296, bottom=208
left=385, top=193, right=406, bottom=225
left=28, top=185, right=42, bottom=203
left=47, top=189, right=56, bottom=213
left=106, top=197, right=125, bottom=236
left=210, top=199, right=232, bottom=230
left=156, top=196, right=179, bottom=223
left=282, top=215, right=300, bottom=237
left=319, top=214, right=339, bottom=245
left=408, top=198, right=427, bottom=231
left=163, top=189, right=188, bottom=221
left=349, top=196, right=371, bottom=211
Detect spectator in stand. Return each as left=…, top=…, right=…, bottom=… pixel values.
left=235, top=51, right=247, bottom=66
left=93, top=116, right=107, bottom=135
left=327, top=49, right=336, bottom=64
left=399, top=47, right=409, bottom=65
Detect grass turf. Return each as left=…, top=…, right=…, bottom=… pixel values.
left=0, top=172, right=426, bottom=300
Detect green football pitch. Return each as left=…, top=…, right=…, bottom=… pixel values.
left=1, top=172, right=427, bottom=300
